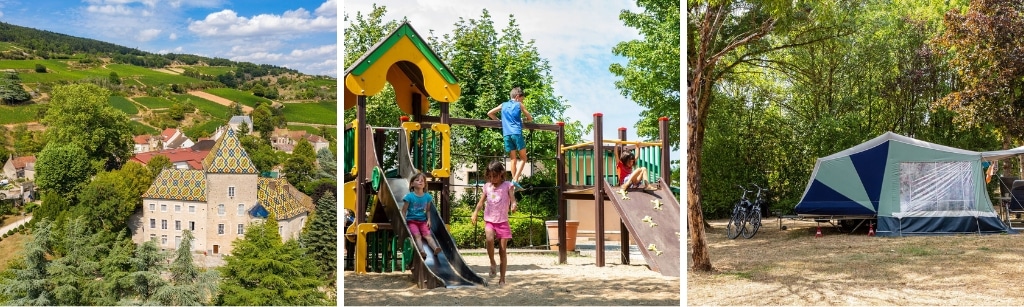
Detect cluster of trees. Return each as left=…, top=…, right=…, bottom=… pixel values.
left=0, top=22, right=144, bottom=59
left=0, top=72, right=31, bottom=105
left=686, top=0, right=1024, bottom=271
left=0, top=211, right=335, bottom=305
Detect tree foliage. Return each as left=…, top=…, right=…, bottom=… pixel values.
left=35, top=143, right=93, bottom=196
left=218, top=218, right=326, bottom=306
left=0, top=72, right=31, bottom=105
left=41, top=83, right=133, bottom=170
left=300, top=192, right=337, bottom=285
left=151, top=230, right=218, bottom=306
left=610, top=0, right=681, bottom=149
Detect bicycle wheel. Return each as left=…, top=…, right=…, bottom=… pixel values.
left=726, top=206, right=743, bottom=239
left=743, top=209, right=761, bottom=239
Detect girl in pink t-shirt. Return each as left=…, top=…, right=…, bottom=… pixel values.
left=472, top=161, right=517, bottom=286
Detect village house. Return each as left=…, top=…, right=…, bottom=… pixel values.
left=129, top=129, right=314, bottom=257
left=227, top=116, right=253, bottom=133
left=132, top=128, right=195, bottom=154
left=2, top=155, right=36, bottom=181
left=269, top=128, right=329, bottom=154
left=130, top=147, right=211, bottom=170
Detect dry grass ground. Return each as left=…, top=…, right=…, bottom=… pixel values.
left=344, top=252, right=680, bottom=306
left=0, top=232, right=29, bottom=270
left=688, top=218, right=1024, bottom=306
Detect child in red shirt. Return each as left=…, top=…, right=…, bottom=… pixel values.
left=618, top=151, right=651, bottom=190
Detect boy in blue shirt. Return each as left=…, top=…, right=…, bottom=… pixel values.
left=488, top=87, right=534, bottom=190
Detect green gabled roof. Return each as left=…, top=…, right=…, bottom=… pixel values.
left=344, top=22, right=457, bottom=84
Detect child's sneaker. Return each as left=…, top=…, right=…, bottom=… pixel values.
left=512, top=181, right=525, bottom=190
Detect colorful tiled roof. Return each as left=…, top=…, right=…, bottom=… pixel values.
left=142, top=169, right=207, bottom=202
left=256, top=177, right=314, bottom=219
left=201, top=128, right=258, bottom=174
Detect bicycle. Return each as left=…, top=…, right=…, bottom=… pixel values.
left=726, top=185, right=753, bottom=239
left=743, top=184, right=768, bottom=239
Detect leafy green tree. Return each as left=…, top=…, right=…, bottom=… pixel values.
left=293, top=138, right=315, bottom=159
left=300, top=192, right=337, bottom=284
left=239, top=135, right=283, bottom=173
left=251, top=104, right=275, bottom=139
left=41, top=83, right=133, bottom=170
left=47, top=217, right=103, bottom=306
left=146, top=155, right=172, bottom=180
left=98, top=238, right=166, bottom=305
left=78, top=163, right=151, bottom=232
left=935, top=0, right=1024, bottom=161
left=0, top=72, right=31, bottom=105
left=218, top=218, right=325, bottom=306
left=35, top=143, right=93, bottom=196
left=1, top=220, right=54, bottom=305
left=151, top=230, right=219, bottom=306
left=34, top=64, right=46, bottom=73
left=610, top=0, right=680, bottom=149
left=316, top=147, right=337, bottom=179
left=11, top=124, right=43, bottom=155
left=283, top=155, right=316, bottom=189
left=108, top=72, right=120, bottom=85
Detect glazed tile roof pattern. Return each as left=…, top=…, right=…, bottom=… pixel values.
left=142, top=169, right=207, bottom=202
left=257, top=177, right=314, bottom=219
left=201, top=128, right=258, bottom=174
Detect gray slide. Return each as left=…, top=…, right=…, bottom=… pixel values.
left=374, top=128, right=486, bottom=288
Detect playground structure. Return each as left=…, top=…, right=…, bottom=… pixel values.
left=343, top=22, right=681, bottom=288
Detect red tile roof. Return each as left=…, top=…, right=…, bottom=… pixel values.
left=133, top=135, right=152, bottom=145
left=9, top=156, right=35, bottom=169
left=131, top=148, right=210, bottom=169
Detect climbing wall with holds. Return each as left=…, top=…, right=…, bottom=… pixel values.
left=602, top=179, right=681, bottom=277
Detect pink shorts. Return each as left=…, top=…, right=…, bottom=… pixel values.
left=408, top=220, right=430, bottom=237
left=485, top=221, right=512, bottom=239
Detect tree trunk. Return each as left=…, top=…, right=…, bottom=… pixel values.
left=687, top=62, right=713, bottom=272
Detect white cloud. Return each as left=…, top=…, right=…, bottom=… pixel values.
left=86, top=4, right=134, bottom=15
left=137, top=28, right=162, bottom=42
left=188, top=5, right=336, bottom=37
left=289, top=44, right=336, bottom=59
left=168, top=32, right=177, bottom=40
left=315, top=0, right=336, bottom=17
left=156, top=46, right=186, bottom=54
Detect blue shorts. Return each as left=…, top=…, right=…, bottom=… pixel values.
left=503, top=134, right=526, bottom=152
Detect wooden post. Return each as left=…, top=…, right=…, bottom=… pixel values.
left=593, top=113, right=605, bottom=267
left=618, top=127, right=630, bottom=265
left=556, top=121, right=567, bottom=264
left=660, top=117, right=671, bottom=185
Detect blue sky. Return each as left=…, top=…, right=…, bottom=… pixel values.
left=0, top=0, right=337, bottom=76
left=343, top=0, right=675, bottom=150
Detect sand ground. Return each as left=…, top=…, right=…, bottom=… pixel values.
left=344, top=249, right=681, bottom=306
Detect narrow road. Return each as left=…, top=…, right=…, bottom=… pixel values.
left=0, top=214, right=31, bottom=234
left=188, top=90, right=253, bottom=113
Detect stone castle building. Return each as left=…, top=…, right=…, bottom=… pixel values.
left=129, top=129, right=314, bottom=256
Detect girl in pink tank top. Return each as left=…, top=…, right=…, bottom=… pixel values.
left=471, top=161, right=518, bottom=286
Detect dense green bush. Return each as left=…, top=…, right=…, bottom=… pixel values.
left=449, top=211, right=546, bottom=249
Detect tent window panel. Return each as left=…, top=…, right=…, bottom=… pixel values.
left=899, top=161, right=976, bottom=212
